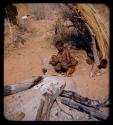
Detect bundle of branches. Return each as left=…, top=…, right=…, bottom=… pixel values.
left=66, top=4, right=109, bottom=64
left=4, top=76, right=109, bottom=120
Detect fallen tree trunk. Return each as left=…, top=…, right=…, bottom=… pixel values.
left=60, top=90, right=109, bottom=108
left=4, top=87, right=44, bottom=121
left=4, top=76, right=66, bottom=121
left=61, top=98, right=108, bottom=120
left=4, top=75, right=109, bottom=121
left=4, top=76, right=43, bottom=96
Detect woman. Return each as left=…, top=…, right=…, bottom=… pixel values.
left=49, top=41, right=78, bottom=76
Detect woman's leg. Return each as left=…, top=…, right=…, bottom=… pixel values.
left=49, top=55, right=59, bottom=66
left=61, top=62, right=68, bottom=72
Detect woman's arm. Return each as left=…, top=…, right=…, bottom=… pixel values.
left=49, top=55, right=59, bottom=65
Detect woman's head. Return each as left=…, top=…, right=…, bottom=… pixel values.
left=55, top=40, right=64, bottom=51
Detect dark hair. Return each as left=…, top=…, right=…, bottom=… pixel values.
left=98, top=59, right=108, bottom=69
left=55, top=41, right=64, bottom=47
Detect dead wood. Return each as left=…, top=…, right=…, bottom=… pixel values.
left=46, top=83, right=66, bottom=120
left=35, top=83, right=66, bottom=121
left=4, top=76, right=43, bottom=96
left=4, top=87, right=44, bottom=121
left=55, top=98, right=74, bottom=120
left=35, top=99, right=45, bottom=121
left=61, top=98, right=108, bottom=120
left=40, top=93, right=50, bottom=120
left=60, top=90, right=109, bottom=108
left=85, top=23, right=100, bottom=65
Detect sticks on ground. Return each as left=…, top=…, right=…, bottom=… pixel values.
left=4, top=76, right=43, bottom=96
left=35, top=99, right=45, bottom=121
left=35, top=83, right=66, bottom=121
left=56, top=98, right=75, bottom=120
left=61, top=98, right=108, bottom=120
left=60, top=90, right=109, bottom=108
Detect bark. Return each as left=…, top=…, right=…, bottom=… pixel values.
left=85, top=23, right=100, bottom=65
left=35, top=99, right=45, bottom=121
left=35, top=83, right=66, bottom=121
left=4, top=76, right=43, bottom=96
left=60, top=90, right=109, bottom=108
left=61, top=98, right=108, bottom=120
left=4, top=87, right=44, bottom=121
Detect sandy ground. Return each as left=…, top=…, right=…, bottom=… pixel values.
left=4, top=4, right=109, bottom=120
left=4, top=19, right=109, bottom=100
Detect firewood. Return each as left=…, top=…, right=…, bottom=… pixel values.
left=41, top=93, right=50, bottom=120
left=35, top=83, right=66, bottom=121
left=35, top=99, right=45, bottom=121
left=4, top=76, right=43, bottom=96
left=61, top=98, right=108, bottom=120
left=4, top=87, right=44, bottom=121
left=60, top=90, right=109, bottom=108
left=55, top=98, right=74, bottom=120
left=45, top=83, right=66, bottom=120
left=4, top=76, right=66, bottom=121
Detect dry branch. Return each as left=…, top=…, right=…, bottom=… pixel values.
left=56, top=98, right=74, bottom=120
left=35, top=99, right=45, bottom=121
left=35, top=83, right=66, bottom=121
left=85, top=23, right=100, bottom=65
left=61, top=98, right=108, bottom=120
left=60, top=90, right=109, bottom=108
left=4, top=87, right=44, bottom=121
left=4, top=76, right=43, bottom=96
